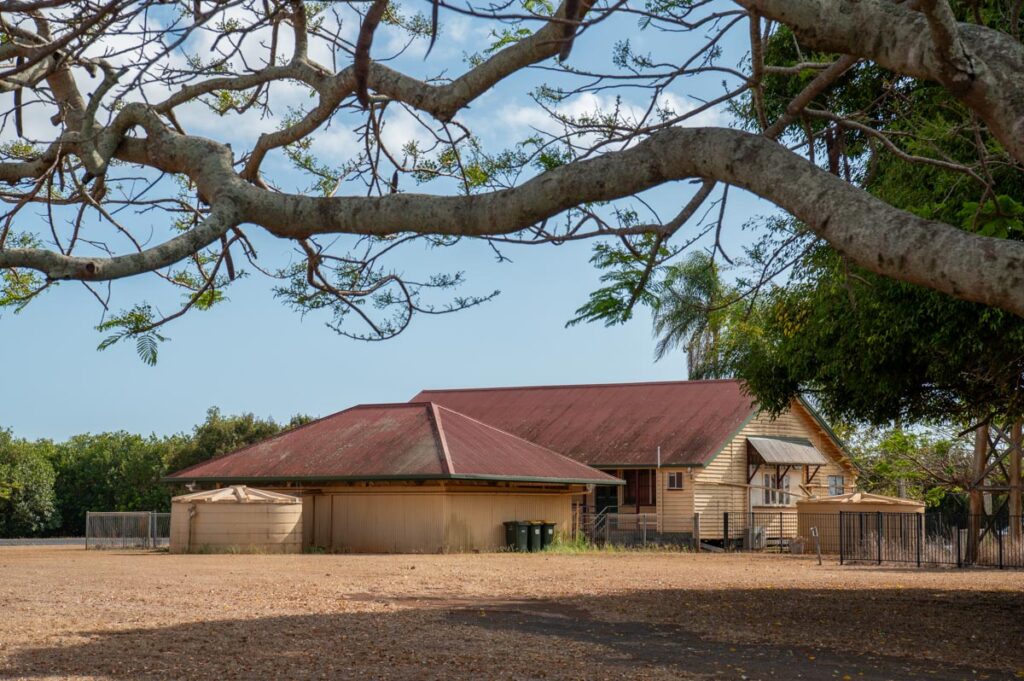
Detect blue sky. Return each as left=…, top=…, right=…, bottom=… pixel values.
left=1, top=2, right=773, bottom=440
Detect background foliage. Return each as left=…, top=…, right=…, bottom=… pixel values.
left=0, top=408, right=310, bottom=538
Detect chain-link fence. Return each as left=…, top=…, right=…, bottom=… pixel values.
left=85, top=511, right=170, bottom=549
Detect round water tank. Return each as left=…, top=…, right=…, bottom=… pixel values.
left=170, top=485, right=302, bottom=553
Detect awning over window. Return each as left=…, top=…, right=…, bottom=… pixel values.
left=747, top=436, right=828, bottom=466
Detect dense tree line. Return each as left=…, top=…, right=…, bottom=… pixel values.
left=0, top=408, right=310, bottom=538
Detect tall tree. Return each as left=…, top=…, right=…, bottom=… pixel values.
left=0, top=431, right=60, bottom=537
left=163, top=407, right=289, bottom=474
left=651, top=252, right=738, bottom=380
left=50, top=432, right=169, bottom=535
left=2, top=0, right=1024, bottom=361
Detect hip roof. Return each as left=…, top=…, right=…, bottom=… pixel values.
left=165, top=402, right=621, bottom=486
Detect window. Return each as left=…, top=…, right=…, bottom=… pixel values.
left=828, top=475, right=845, bottom=496
left=667, top=472, right=685, bottom=490
left=623, top=469, right=656, bottom=506
left=762, top=473, right=791, bottom=506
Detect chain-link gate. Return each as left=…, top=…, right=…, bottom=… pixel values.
left=85, top=511, right=170, bottom=549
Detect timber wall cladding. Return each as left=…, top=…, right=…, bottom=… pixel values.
left=303, top=488, right=573, bottom=553
left=693, top=401, right=854, bottom=539
left=444, top=492, right=572, bottom=551
left=656, top=468, right=695, bottom=533
left=170, top=502, right=302, bottom=553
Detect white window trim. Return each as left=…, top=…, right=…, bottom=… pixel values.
left=762, top=472, right=793, bottom=507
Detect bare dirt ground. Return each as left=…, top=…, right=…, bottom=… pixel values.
left=0, top=547, right=1021, bottom=680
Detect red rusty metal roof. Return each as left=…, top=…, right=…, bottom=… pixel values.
left=412, top=379, right=757, bottom=467
left=165, top=402, right=621, bottom=485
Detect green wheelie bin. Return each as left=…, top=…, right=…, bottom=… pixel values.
left=527, top=521, right=544, bottom=552
left=503, top=520, right=529, bottom=552
left=539, top=522, right=556, bottom=549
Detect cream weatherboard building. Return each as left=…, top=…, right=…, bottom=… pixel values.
left=166, top=379, right=856, bottom=551
left=166, top=402, right=620, bottom=553
left=416, top=380, right=857, bottom=542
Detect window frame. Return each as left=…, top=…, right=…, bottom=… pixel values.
left=666, top=471, right=685, bottom=491
left=827, top=475, right=845, bottom=496
left=762, top=472, right=792, bottom=506
left=622, top=469, right=657, bottom=506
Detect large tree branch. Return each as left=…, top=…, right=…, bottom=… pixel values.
left=6, top=123, right=1020, bottom=318
left=0, top=201, right=238, bottom=281
left=741, top=0, right=1024, bottom=165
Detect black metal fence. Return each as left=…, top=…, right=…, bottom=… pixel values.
left=579, top=512, right=694, bottom=548
left=724, top=511, right=838, bottom=553
left=839, top=512, right=1024, bottom=568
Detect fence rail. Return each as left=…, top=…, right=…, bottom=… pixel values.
left=85, top=511, right=170, bottom=549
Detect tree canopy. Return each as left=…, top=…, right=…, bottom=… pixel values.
left=2, top=0, right=1024, bottom=361
left=616, top=5, right=1024, bottom=427
left=0, top=407, right=307, bottom=537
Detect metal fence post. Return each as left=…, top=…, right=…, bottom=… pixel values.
left=839, top=512, right=845, bottom=565
left=693, top=513, right=701, bottom=552
left=916, top=513, right=922, bottom=567
left=642, top=513, right=647, bottom=547
left=85, top=512, right=90, bottom=550
left=998, top=523, right=1003, bottom=569
left=876, top=512, right=882, bottom=565
left=723, top=512, right=729, bottom=551
left=956, top=523, right=962, bottom=568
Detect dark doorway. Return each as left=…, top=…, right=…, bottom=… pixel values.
left=594, top=484, right=618, bottom=513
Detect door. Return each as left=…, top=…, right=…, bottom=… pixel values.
left=595, top=485, right=618, bottom=514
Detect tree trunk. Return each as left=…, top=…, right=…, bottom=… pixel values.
left=967, top=423, right=989, bottom=563
left=1011, top=421, right=1022, bottom=544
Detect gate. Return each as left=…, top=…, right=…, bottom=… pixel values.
left=85, top=511, right=171, bottom=549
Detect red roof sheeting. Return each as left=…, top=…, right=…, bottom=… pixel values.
left=412, top=380, right=757, bottom=467
left=165, top=402, right=620, bottom=485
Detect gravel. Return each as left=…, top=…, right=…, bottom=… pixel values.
left=0, top=547, right=1021, bottom=680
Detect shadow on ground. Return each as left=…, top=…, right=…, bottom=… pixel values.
left=4, top=587, right=1020, bottom=680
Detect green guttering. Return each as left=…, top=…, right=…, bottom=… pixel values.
left=162, top=472, right=625, bottom=486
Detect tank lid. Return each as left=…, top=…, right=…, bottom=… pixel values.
left=172, top=485, right=300, bottom=504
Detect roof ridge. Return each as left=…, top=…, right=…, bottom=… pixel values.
left=165, top=403, right=365, bottom=478
left=432, top=403, right=603, bottom=472
left=168, top=402, right=438, bottom=478
left=415, top=378, right=741, bottom=396
left=427, top=403, right=456, bottom=475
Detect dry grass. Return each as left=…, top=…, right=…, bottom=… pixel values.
left=0, top=547, right=1022, bottom=680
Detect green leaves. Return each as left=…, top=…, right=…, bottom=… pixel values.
left=96, top=304, right=167, bottom=366
left=567, top=233, right=669, bottom=327
left=0, top=431, right=60, bottom=538
left=957, top=195, right=1024, bottom=239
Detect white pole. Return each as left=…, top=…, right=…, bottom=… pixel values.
left=657, top=445, right=661, bottom=468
